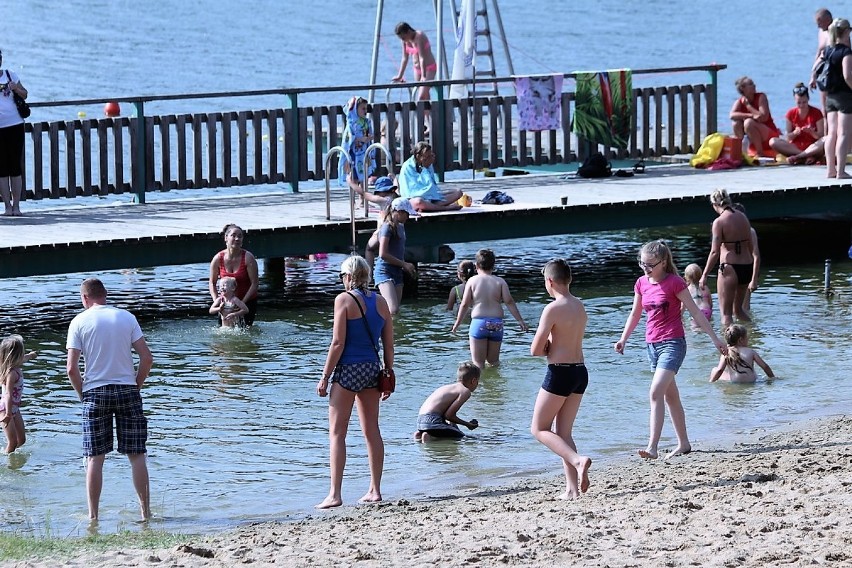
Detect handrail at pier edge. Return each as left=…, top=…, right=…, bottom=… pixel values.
left=28, top=64, right=729, bottom=108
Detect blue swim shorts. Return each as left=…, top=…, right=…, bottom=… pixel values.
left=373, top=260, right=403, bottom=286
left=469, top=317, right=504, bottom=341
left=82, top=384, right=147, bottom=457
left=646, top=337, right=687, bottom=373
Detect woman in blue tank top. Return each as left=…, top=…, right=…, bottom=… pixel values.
left=316, top=255, right=394, bottom=509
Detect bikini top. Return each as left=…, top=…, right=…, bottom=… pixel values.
left=721, top=239, right=748, bottom=255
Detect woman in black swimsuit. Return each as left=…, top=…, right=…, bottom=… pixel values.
left=700, top=189, right=755, bottom=327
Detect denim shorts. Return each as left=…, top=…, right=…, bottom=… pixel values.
left=82, top=384, right=147, bottom=457
left=374, top=260, right=403, bottom=286
left=646, top=337, right=687, bottom=372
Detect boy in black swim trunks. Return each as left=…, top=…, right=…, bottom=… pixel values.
left=414, top=361, right=480, bottom=442
left=529, top=259, right=592, bottom=499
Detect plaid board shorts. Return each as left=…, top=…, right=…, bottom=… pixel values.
left=330, top=360, right=381, bottom=393
left=82, top=384, right=147, bottom=457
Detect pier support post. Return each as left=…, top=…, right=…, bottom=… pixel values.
left=707, top=67, right=719, bottom=135
left=286, top=93, right=300, bottom=193
left=133, top=101, right=146, bottom=204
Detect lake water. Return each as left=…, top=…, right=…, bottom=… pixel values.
left=1, top=0, right=851, bottom=537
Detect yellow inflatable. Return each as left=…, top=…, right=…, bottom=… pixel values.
left=689, top=132, right=725, bottom=167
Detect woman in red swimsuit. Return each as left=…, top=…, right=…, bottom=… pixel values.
left=769, top=83, right=825, bottom=163
left=392, top=22, right=437, bottom=104
left=208, top=224, right=259, bottom=326
left=729, top=76, right=781, bottom=157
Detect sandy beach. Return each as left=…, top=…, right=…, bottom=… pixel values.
left=6, top=414, right=852, bottom=567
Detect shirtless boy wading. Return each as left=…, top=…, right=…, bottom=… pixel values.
left=451, top=249, right=528, bottom=369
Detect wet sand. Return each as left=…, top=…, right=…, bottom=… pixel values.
left=7, top=414, right=852, bottom=567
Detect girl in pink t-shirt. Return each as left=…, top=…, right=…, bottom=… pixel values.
left=615, top=240, right=726, bottom=460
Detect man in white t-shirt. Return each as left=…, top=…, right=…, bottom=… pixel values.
left=66, top=278, right=154, bottom=523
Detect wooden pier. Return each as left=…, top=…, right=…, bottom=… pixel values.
left=2, top=164, right=851, bottom=279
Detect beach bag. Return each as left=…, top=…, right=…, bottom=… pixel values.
left=5, top=71, right=30, bottom=119
left=481, top=190, right=515, bottom=204
left=577, top=152, right=612, bottom=178
left=815, top=47, right=833, bottom=92
left=346, top=291, right=395, bottom=396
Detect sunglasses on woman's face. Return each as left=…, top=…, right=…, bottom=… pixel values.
left=339, top=272, right=348, bottom=282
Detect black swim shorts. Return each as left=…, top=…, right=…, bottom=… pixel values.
left=541, top=363, right=589, bottom=397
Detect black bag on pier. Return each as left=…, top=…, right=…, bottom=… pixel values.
left=577, top=152, right=612, bottom=178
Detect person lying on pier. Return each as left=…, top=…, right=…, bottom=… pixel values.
left=769, top=83, right=825, bottom=164
left=209, top=276, right=248, bottom=329
left=730, top=76, right=781, bottom=157
left=414, top=361, right=480, bottom=442
left=398, top=142, right=463, bottom=212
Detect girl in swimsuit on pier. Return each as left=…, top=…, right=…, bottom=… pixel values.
left=392, top=22, right=438, bottom=105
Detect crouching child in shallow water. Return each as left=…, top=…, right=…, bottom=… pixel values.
left=414, top=361, right=480, bottom=442
left=710, top=324, right=774, bottom=383
left=529, top=259, right=592, bottom=499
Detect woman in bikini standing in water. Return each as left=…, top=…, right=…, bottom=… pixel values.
left=699, top=189, right=755, bottom=327
left=392, top=22, right=437, bottom=104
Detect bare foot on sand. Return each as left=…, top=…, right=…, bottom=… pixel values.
left=359, top=490, right=382, bottom=504
left=837, top=173, right=852, bottom=179
left=577, top=457, right=592, bottom=493
left=638, top=448, right=658, bottom=460
left=665, top=445, right=692, bottom=460
left=315, top=496, right=343, bottom=510
left=558, top=489, right=579, bottom=500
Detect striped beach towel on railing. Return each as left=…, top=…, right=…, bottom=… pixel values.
left=572, top=69, right=632, bottom=149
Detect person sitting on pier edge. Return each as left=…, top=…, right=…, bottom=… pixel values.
left=769, top=83, right=825, bottom=164
left=398, top=142, right=463, bottom=212
left=209, top=224, right=259, bottom=326
left=730, top=76, right=781, bottom=157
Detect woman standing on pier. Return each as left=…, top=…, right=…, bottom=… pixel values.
left=209, top=224, right=259, bottom=326
left=821, top=18, right=852, bottom=179
left=0, top=49, right=28, bottom=217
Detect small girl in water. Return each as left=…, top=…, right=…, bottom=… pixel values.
left=446, top=260, right=476, bottom=311
left=1, top=334, right=37, bottom=454
left=710, top=324, right=774, bottom=383
left=683, top=263, right=713, bottom=324
left=210, top=276, right=249, bottom=328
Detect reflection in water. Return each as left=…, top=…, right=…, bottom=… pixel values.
left=0, top=231, right=850, bottom=536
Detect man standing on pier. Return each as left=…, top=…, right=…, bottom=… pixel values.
left=811, top=7, right=833, bottom=111
left=66, top=278, right=153, bottom=523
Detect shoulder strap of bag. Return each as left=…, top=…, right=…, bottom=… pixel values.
left=346, top=291, right=382, bottom=364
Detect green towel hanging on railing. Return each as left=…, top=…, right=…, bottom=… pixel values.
left=572, top=69, right=632, bottom=149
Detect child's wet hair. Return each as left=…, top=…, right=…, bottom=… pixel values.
left=542, top=258, right=573, bottom=284
left=457, top=260, right=476, bottom=281
left=683, top=263, right=702, bottom=284
left=457, top=361, right=481, bottom=382
left=724, top=324, right=748, bottom=346
left=0, top=334, right=26, bottom=379
left=475, top=248, right=495, bottom=271
left=724, top=324, right=750, bottom=372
